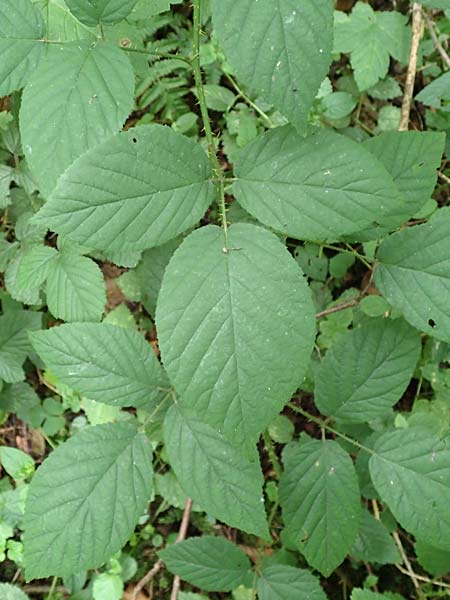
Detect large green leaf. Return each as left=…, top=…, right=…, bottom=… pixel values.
left=23, top=422, right=153, bottom=578
left=0, top=310, right=41, bottom=383
left=279, top=438, right=360, bottom=575
left=375, top=209, right=450, bottom=342
left=211, top=0, right=333, bottom=133
left=415, top=539, right=450, bottom=577
left=46, top=250, right=106, bottom=322
left=164, top=406, right=269, bottom=540
left=33, top=126, right=213, bottom=252
left=156, top=224, right=315, bottom=452
left=350, top=509, right=399, bottom=564
left=16, top=245, right=58, bottom=291
left=65, top=0, right=138, bottom=26
left=30, top=323, right=168, bottom=409
left=257, top=565, right=327, bottom=600
left=234, top=126, right=405, bottom=241
left=159, top=536, right=252, bottom=592
left=334, top=4, right=410, bottom=90
left=33, top=0, right=97, bottom=42
left=0, top=0, right=45, bottom=97
left=364, top=132, right=445, bottom=218
left=20, top=40, right=134, bottom=197
left=0, top=584, right=30, bottom=600
left=369, top=428, right=450, bottom=550
left=315, top=318, right=421, bottom=422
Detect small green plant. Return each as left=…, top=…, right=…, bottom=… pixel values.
left=1, top=0, right=450, bottom=598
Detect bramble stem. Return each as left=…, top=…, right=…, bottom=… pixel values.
left=192, top=0, right=228, bottom=240
left=263, top=430, right=283, bottom=480
left=287, top=403, right=374, bottom=455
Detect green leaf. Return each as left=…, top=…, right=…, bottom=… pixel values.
left=0, top=447, right=35, bottom=480
left=136, top=239, right=179, bottom=316
left=159, top=536, right=252, bottom=592
left=375, top=209, right=450, bottom=342
left=65, top=0, right=138, bottom=26
left=351, top=509, right=400, bottom=564
left=416, top=71, right=450, bottom=110
left=364, top=131, right=445, bottom=220
left=279, top=438, right=360, bottom=575
left=156, top=224, right=315, bottom=452
left=23, top=422, right=153, bottom=579
left=16, top=245, right=58, bottom=291
left=33, top=0, right=97, bottom=42
left=0, top=583, right=30, bottom=600
left=92, top=573, right=123, bottom=600
left=315, top=318, right=420, bottom=422
left=0, top=0, right=45, bottom=97
left=0, top=310, right=41, bottom=383
left=20, top=40, right=134, bottom=197
left=5, top=252, right=42, bottom=306
left=415, top=539, right=450, bottom=577
left=211, top=0, right=333, bottom=133
left=46, top=250, right=106, bottom=322
left=30, top=323, right=168, bottom=409
left=351, top=591, right=390, bottom=600
left=33, top=126, right=213, bottom=252
left=369, top=428, right=450, bottom=550
left=257, top=565, right=327, bottom=600
left=234, top=126, right=405, bottom=241
left=164, top=405, right=269, bottom=540
left=334, top=4, right=410, bottom=90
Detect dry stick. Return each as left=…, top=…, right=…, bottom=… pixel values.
left=399, top=3, right=423, bottom=131
left=423, top=11, right=450, bottom=69
left=392, top=531, right=420, bottom=590
left=396, top=564, right=450, bottom=590
left=131, top=498, right=193, bottom=600
left=170, top=497, right=193, bottom=600
left=132, top=559, right=164, bottom=600
left=315, top=300, right=359, bottom=319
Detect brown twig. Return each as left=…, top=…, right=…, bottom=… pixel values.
left=132, top=559, right=164, bottom=600
left=315, top=300, right=359, bottom=319
left=399, top=3, right=423, bottom=131
left=438, top=170, right=450, bottom=185
left=396, top=564, right=450, bottom=590
left=393, top=531, right=420, bottom=590
left=170, top=497, right=193, bottom=600
left=423, top=11, right=450, bottom=69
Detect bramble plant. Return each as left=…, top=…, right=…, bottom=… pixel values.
left=1, top=0, right=450, bottom=598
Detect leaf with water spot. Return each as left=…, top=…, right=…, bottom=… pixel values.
left=369, top=428, right=450, bottom=550
left=23, top=422, right=153, bottom=579
left=279, top=437, right=361, bottom=576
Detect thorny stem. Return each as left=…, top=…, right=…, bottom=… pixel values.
left=263, top=430, right=282, bottom=480
left=399, top=2, right=423, bottom=131
left=192, top=0, right=228, bottom=241
left=287, top=402, right=375, bottom=456
left=121, top=46, right=192, bottom=65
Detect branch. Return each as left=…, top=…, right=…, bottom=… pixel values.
left=396, top=564, right=450, bottom=590
left=423, top=11, right=450, bottom=69
left=170, top=498, right=193, bottom=600
left=399, top=3, right=423, bottom=131
left=132, top=560, right=163, bottom=600
left=393, top=531, right=420, bottom=590
left=315, top=300, right=359, bottom=319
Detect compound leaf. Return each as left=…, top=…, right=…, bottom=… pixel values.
left=65, top=0, right=138, bottom=26
left=46, top=250, right=106, bottom=322
left=280, top=438, right=360, bottom=576
left=315, top=318, right=421, bottom=422
left=375, top=208, right=450, bottom=342
left=164, top=405, right=269, bottom=540
left=33, top=126, right=213, bottom=252
left=30, top=323, right=168, bottom=409
left=156, top=224, right=315, bottom=453
left=159, top=536, right=252, bottom=592
left=369, top=428, right=450, bottom=549
left=234, top=126, right=405, bottom=241
left=0, top=0, right=45, bottom=97
left=20, top=40, right=134, bottom=196
left=211, top=0, right=333, bottom=133
left=257, top=565, right=327, bottom=600
left=23, top=422, right=153, bottom=579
